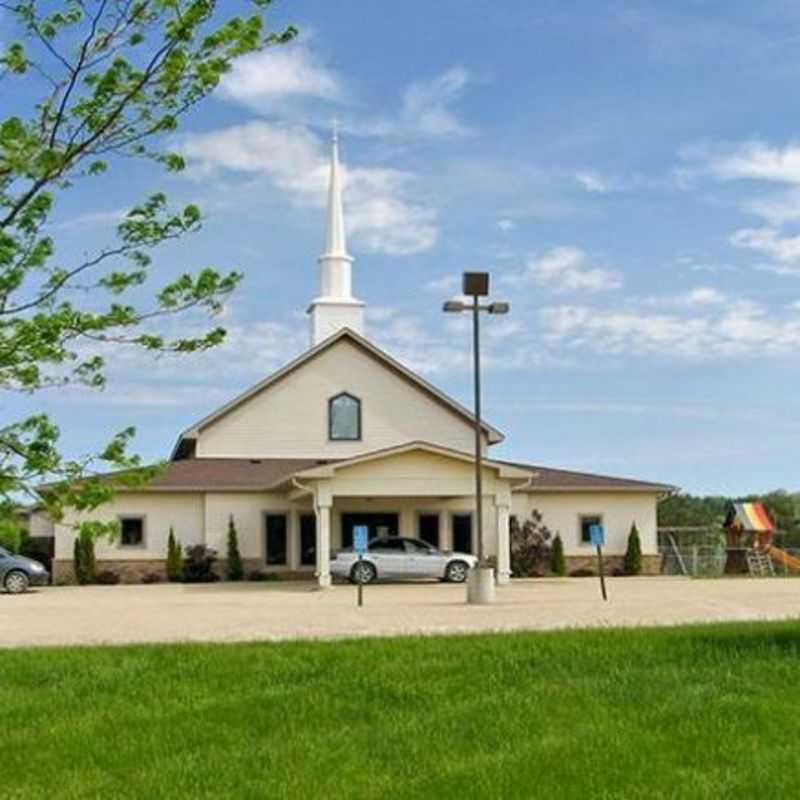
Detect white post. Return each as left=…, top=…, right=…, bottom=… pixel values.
left=316, top=502, right=332, bottom=589
left=496, top=499, right=511, bottom=585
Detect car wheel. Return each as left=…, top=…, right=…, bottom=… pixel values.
left=445, top=560, right=469, bottom=583
left=350, top=561, right=377, bottom=585
left=4, top=570, right=29, bottom=595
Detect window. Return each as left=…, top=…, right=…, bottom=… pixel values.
left=404, top=539, right=435, bottom=554
left=300, top=514, right=316, bottom=567
left=329, top=393, right=361, bottom=440
left=418, top=514, right=440, bottom=548
left=371, top=538, right=404, bottom=552
left=452, top=514, right=473, bottom=554
left=580, top=515, right=603, bottom=545
left=119, top=516, right=144, bottom=547
left=265, top=514, right=288, bottom=566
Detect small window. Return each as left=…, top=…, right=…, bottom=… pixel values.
left=580, top=515, right=603, bottom=545
left=119, top=517, right=144, bottom=547
left=329, top=393, right=361, bottom=440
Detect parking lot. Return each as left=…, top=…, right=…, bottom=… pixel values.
left=3, top=576, right=800, bottom=648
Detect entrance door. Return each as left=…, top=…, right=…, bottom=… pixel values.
left=418, top=514, right=440, bottom=548
left=452, top=513, right=473, bottom=554
left=299, top=514, right=316, bottom=566
left=341, top=513, right=399, bottom=549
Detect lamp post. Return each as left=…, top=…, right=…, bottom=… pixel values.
left=443, top=272, right=510, bottom=604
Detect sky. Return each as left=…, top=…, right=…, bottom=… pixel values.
left=7, top=0, right=800, bottom=495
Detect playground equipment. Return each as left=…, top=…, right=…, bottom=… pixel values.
left=765, top=545, right=800, bottom=574
left=724, top=502, right=778, bottom=575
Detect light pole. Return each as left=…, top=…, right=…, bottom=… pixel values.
left=443, top=272, right=510, bottom=603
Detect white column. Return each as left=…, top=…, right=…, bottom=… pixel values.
left=315, top=502, right=332, bottom=589
left=496, top=498, right=511, bottom=585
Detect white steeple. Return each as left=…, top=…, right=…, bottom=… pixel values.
left=307, top=129, right=365, bottom=346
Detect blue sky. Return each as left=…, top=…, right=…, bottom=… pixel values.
left=9, top=0, right=800, bottom=494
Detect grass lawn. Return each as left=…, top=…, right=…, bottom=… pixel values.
left=5, top=622, right=800, bottom=799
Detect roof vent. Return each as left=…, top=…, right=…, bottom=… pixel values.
left=249, top=459, right=262, bottom=464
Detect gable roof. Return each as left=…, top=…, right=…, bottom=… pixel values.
left=292, top=441, right=533, bottom=481
left=499, top=459, right=676, bottom=494
left=171, top=327, right=504, bottom=458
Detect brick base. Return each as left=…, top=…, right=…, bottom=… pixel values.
left=564, top=554, right=662, bottom=576
left=52, top=559, right=316, bottom=585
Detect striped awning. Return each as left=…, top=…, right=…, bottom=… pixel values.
left=727, top=502, right=775, bottom=533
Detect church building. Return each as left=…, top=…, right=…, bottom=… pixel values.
left=51, top=136, right=672, bottom=585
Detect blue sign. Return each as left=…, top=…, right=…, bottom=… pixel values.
left=589, top=524, right=605, bottom=547
left=353, top=525, right=369, bottom=555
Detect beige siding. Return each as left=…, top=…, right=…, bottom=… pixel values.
left=196, top=339, right=485, bottom=458
left=511, top=492, right=659, bottom=556
left=203, top=493, right=295, bottom=560
left=54, top=492, right=205, bottom=561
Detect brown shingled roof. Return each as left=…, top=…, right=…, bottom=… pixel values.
left=146, top=458, right=336, bottom=491
left=499, top=460, right=675, bottom=493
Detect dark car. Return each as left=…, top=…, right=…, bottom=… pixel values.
left=0, top=546, right=49, bottom=594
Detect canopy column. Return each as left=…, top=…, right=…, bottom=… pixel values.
left=496, top=495, right=511, bottom=585
left=315, top=501, right=332, bottom=589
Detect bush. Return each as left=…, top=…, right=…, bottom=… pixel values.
left=550, top=533, right=566, bottom=576
left=73, top=533, right=96, bottom=585
left=624, top=523, right=643, bottom=576
left=510, top=510, right=553, bottom=577
left=569, top=568, right=595, bottom=578
left=166, top=528, right=182, bottom=582
left=141, top=571, right=163, bottom=584
left=246, top=570, right=281, bottom=582
left=182, top=545, right=218, bottom=583
left=95, top=570, right=120, bottom=585
left=226, top=515, right=244, bottom=581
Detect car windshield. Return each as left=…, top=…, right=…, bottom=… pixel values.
left=405, top=539, right=436, bottom=554
left=0, top=546, right=9, bottom=558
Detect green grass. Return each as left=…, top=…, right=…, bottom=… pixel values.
left=5, top=623, right=800, bottom=799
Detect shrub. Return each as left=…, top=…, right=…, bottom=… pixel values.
left=550, top=533, right=566, bottom=576
left=95, top=570, right=120, bottom=585
left=166, top=528, right=182, bottom=582
left=510, top=510, right=553, bottom=577
left=569, top=568, right=595, bottom=578
left=226, top=515, right=244, bottom=581
left=141, top=571, right=163, bottom=584
left=624, top=523, right=643, bottom=576
left=247, top=570, right=281, bottom=582
left=182, top=545, right=218, bottom=583
left=73, top=532, right=96, bottom=585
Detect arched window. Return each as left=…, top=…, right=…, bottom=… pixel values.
left=328, top=393, right=361, bottom=440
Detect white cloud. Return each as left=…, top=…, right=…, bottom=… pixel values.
left=400, top=67, right=472, bottom=138
left=683, top=287, right=726, bottom=306
left=574, top=170, right=613, bottom=193
left=742, top=189, right=800, bottom=226
left=496, top=219, right=515, bottom=233
left=424, top=274, right=461, bottom=294
left=220, top=43, right=341, bottom=108
left=730, top=226, right=800, bottom=266
left=709, top=141, right=800, bottom=184
left=181, top=121, right=437, bottom=255
left=506, top=247, right=623, bottom=292
left=541, top=300, right=800, bottom=359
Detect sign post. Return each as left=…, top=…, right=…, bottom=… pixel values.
left=589, top=523, right=608, bottom=602
left=353, top=525, right=369, bottom=608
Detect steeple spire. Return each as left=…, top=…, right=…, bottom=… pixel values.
left=322, top=125, right=349, bottom=260
left=307, top=130, right=365, bottom=346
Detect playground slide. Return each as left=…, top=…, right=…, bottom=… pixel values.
left=768, top=546, right=800, bottom=573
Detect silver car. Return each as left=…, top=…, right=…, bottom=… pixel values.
left=331, top=537, right=478, bottom=584
left=0, top=547, right=49, bottom=594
